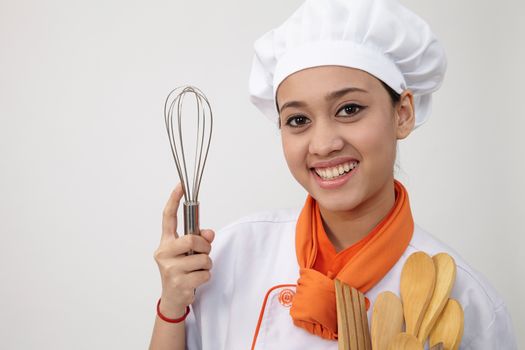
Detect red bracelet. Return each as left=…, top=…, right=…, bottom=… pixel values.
left=157, top=299, right=190, bottom=323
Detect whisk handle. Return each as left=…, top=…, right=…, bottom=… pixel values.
left=183, top=201, right=200, bottom=235
left=183, top=201, right=200, bottom=255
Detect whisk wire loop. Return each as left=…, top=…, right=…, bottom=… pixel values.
left=164, top=86, right=213, bottom=238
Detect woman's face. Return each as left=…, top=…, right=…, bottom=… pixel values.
left=276, top=66, right=414, bottom=214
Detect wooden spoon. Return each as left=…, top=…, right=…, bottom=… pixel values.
left=417, top=253, right=457, bottom=344
left=429, top=299, right=464, bottom=350
left=400, top=251, right=436, bottom=336
left=371, top=291, right=404, bottom=350
left=388, top=333, right=423, bottom=350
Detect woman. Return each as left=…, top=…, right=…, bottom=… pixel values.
left=149, top=0, right=517, bottom=349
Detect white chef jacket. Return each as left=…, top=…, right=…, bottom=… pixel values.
left=186, top=208, right=517, bottom=349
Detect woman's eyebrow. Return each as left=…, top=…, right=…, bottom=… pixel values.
left=325, top=86, right=368, bottom=101
left=279, top=100, right=307, bottom=113
left=279, top=86, right=367, bottom=113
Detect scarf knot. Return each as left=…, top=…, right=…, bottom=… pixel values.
left=290, top=268, right=338, bottom=339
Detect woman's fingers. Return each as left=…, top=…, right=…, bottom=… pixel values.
left=156, top=253, right=212, bottom=276
left=200, top=229, right=215, bottom=244
left=161, top=183, right=184, bottom=242
left=181, top=253, right=213, bottom=272
left=158, top=253, right=213, bottom=275
left=156, top=234, right=212, bottom=258
left=176, top=235, right=211, bottom=256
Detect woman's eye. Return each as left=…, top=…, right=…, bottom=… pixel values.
left=285, top=115, right=311, bottom=127
left=337, top=103, right=365, bottom=117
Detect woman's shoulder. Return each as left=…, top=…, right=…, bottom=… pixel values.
left=208, top=207, right=300, bottom=268
left=214, top=207, right=301, bottom=243
left=221, top=207, right=301, bottom=229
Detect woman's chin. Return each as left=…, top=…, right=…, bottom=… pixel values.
left=314, top=193, right=363, bottom=214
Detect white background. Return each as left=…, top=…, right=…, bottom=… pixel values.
left=0, top=0, right=523, bottom=348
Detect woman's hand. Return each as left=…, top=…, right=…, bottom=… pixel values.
left=153, top=183, right=215, bottom=318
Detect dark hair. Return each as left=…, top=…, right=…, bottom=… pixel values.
left=380, top=80, right=401, bottom=106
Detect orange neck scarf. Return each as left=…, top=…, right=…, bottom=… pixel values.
left=290, top=180, right=414, bottom=340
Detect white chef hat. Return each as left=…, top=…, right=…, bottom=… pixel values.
left=248, top=0, right=447, bottom=128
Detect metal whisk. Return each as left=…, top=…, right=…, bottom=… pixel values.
left=164, top=86, right=213, bottom=244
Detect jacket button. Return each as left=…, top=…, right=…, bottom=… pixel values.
left=278, top=288, right=295, bottom=307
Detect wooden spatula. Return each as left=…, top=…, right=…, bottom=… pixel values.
left=335, top=279, right=372, bottom=350
left=371, top=291, right=404, bottom=350
left=388, top=333, right=423, bottom=350
left=400, top=252, right=436, bottom=336
left=417, top=253, right=457, bottom=344
left=429, top=299, right=464, bottom=350
left=336, top=279, right=351, bottom=350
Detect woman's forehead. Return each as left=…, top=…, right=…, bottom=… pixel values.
left=276, top=66, right=383, bottom=103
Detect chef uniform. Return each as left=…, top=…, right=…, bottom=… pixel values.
left=186, top=209, right=516, bottom=349
left=185, top=0, right=517, bottom=348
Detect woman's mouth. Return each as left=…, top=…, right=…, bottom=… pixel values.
left=313, top=161, right=359, bottom=180
left=311, top=160, right=359, bottom=189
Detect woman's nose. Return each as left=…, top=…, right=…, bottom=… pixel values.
left=308, top=121, right=344, bottom=156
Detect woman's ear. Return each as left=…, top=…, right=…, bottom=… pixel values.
left=395, top=90, right=415, bottom=139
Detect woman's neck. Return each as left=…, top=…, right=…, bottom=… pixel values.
left=319, top=181, right=396, bottom=253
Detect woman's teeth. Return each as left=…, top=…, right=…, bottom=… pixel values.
left=314, top=161, right=358, bottom=180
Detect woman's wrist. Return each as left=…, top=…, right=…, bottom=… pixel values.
left=157, top=298, right=188, bottom=321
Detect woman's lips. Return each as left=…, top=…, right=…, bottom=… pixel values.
left=309, top=157, right=359, bottom=169
left=313, top=160, right=358, bottom=179
left=311, top=161, right=359, bottom=189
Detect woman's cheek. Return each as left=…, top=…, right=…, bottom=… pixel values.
left=354, top=124, right=397, bottom=177
left=282, top=136, right=305, bottom=179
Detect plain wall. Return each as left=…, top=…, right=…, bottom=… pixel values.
left=0, top=0, right=523, bottom=348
